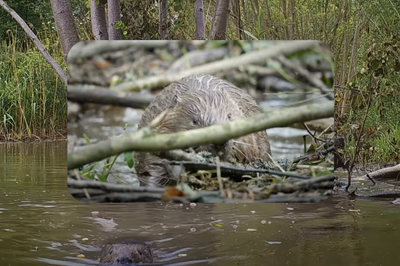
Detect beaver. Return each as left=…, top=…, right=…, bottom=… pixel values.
left=99, top=243, right=155, bottom=264
left=134, top=74, right=271, bottom=187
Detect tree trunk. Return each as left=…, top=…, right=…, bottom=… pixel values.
left=264, top=0, right=273, bottom=39
left=107, top=0, right=122, bottom=40
left=281, top=0, right=289, bottom=39
left=0, top=0, right=67, bottom=84
left=194, top=0, right=206, bottom=40
left=50, top=0, right=79, bottom=62
left=159, top=0, right=168, bottom=39
left=329, top=1, right=343, bottom=48
left=91, top=0, right=108, bottom=40
left=242, top=0, right=247, bottom=37
left=340, top=8, right=361, bottom=120
left=338, top=0, right=352, bottom=118
left=231, top=0, right=242, bottom=39
left=289, top=0, right=296, bottom=39
left=346, top=10, right=360, bottom=84
left=209, top=0, right=231, bottom=40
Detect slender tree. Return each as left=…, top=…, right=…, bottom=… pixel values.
left=231, top=0, right=243, bottom=39
left=0, top=0, right=67, bottom=83
left=281, top=0, right=289, bottom=39
left=91, top=0, right=108, bottom=40
left=50, top=0, right=79, bottom=62
left=107, top=0, right=121, bottom=40
left=194, top=0, right=205, bottom=40
left=209, top=0, right=231, bottom=40
left=289, top=0, right=296, bottom=39
left=159, top=0, right=168, bottom=39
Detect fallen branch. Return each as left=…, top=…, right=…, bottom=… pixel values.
left=357, top=164, right=400, bottom=186
left=168, top=48, right=228, bottom=72
left=152, top=161, right=312, bottom=180
left=268, top=175, right=334, bottom=194
left=68, top=101, right=334, bottom=170
left=67, top=175, right=333, bottom=203
left=67, top=40, right=171, bottom=63
left=292, top=146, right=334, bottom=164
left=276, top=55, right=334, bottom=100
left=68, top=84, right=154, bottom=108
left=111, top=40, right=326, bottom=92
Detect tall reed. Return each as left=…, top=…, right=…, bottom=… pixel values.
left=0, top=20, right=67, bottom=141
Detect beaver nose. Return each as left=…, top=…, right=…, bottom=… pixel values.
left=117, top=257, right=133, bottom=264
left=209, top=142, right=228, bottom=156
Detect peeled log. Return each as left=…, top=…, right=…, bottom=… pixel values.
left=359, top=164, right=400, bottom=185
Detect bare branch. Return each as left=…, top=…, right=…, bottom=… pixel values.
left=111, top=40, right=327, bottom=92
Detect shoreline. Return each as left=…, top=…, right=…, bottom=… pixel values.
left=0, top=136, right=67, bottom=143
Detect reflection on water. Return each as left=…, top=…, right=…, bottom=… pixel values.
left=0, top=141, right=399, bottom=266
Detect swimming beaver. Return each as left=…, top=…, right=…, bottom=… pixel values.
left=134, top=74, right=271, bottom=187
left=99, top=243, right=155, bottom=264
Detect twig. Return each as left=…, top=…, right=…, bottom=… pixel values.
left=345, top=80, right=373, bottom=192
left=73, top=169, right=90, bottom=199
left=152, top=161, right=313, bottom=179
left=216, top=156, right=224, bottom=192
left=303, top=122, right=325, bottom=142
left=292, top=146, right=334, bottom=164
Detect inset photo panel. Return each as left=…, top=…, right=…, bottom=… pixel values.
left=67, top=40, right=334, bottom=203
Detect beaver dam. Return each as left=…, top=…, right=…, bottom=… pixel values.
left=67, top=40, right=335, bottom=203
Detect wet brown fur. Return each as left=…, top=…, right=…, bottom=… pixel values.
left=99, top=243, right=154, bottom=264
left=134, top=74, right=271, bottom=187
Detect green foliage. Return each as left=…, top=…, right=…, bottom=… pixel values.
left=340, top=33, right=400, bottom=163
left=115, top=21, right=128, bottom=37
left=0, top=0, right=52, bottom=44
left=124, top=152, right=135, bottom=168
left=330, top=0, right=400, bottom=165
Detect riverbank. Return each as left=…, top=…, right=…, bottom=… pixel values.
left=0, top=134, right=67, bottom=143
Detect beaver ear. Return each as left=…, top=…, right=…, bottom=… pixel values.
left=172, top=94, right=179, bottom=105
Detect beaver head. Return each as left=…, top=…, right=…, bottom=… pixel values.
left=99, top=243, right=154, bottom=264
left=134, top=75, right=272, bottom=187
left=155, top=88, right=269, bottom=163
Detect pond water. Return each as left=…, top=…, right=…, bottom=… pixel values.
left=1, top=142, right=399, bottom=265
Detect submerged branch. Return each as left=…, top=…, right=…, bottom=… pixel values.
left=67, top=175, right=334, bottom=203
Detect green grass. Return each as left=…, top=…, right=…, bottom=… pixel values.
left=0, top=24, right=67, bottom=141
left=341, top=91, right=400, bottom=164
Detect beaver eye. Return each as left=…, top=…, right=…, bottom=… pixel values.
left=228, top=113, right=232, bottom=120
left=192, top=120, right=199, bottom=125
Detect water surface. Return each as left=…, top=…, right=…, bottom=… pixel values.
left=1, top=142, right=399, bottom=266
